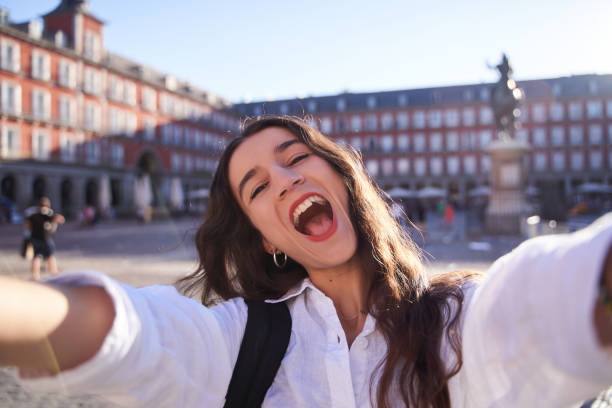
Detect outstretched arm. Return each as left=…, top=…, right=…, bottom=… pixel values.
left=595, top=244, right=612, bottom=346
left=0, top=277, right=114, bottom=373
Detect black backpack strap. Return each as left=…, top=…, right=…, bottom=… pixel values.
left=223, top=300, right=292, bottom=408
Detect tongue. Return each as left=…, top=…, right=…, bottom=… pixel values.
left=304, top=213, right=333, bottom=236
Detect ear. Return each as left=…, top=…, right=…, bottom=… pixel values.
left=262, top=237, right=275, bottom=255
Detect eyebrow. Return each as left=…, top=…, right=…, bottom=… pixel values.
left=238, top=139, right=304, bottom=200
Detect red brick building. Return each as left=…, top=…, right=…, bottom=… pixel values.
left=0, top=0, right=239, bottom=218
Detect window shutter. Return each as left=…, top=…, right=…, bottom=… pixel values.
left=43, top=54, right=50, bottom=81
left=13, top=44, right=20, bottom=72
left=31, top=52, right=37, bottom=78
left=31, top=131, right=38, bottom=158
left=44, top=92, right=51, bottom=119
left=15, top=85, right=21, bottom=115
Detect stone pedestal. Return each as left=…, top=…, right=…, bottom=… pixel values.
left=486, top=137, right=531, bottom=235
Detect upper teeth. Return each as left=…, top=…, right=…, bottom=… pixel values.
left=293, top=195, right=326, bottom=226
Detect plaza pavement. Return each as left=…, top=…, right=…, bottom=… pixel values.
left=0, top=216, right=542, bottom=408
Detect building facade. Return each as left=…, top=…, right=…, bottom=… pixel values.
left=1, top=0, right=610, bottom=220
left=0, top=0, right=239, bottom=218
left=235, top=75, right=612, bottom=215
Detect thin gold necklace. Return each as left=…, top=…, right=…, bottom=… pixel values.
left=338, top=309, right=367, bottom=321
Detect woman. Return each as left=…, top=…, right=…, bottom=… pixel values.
left=1, top=115, right=611, bottom=407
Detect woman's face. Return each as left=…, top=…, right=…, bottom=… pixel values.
left=228, top=126, right=358, bottom=271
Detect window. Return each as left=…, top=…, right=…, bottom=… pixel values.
left=279, top=103, right=288, bottom=115
left=532, top=104, right=546, bottom=122
left=479, top=107, right=493, bottom=125
left=30, top=50, right=50, bottom=81
left=185, top=155, right=193, bottom=173
left=59, top=95, right=76, bottom=126
left=586, top=100, right=603, bottom=119
left=427, top=110, right=442, bottom=128
left=365, top=114, right=377, bottom=131
left=58, top=59, right=76, bottom=89
left=481, top=156, right=491, bottom=173
left=444, top=110, right=459, bottom=127
left=588, top=125, right=602, bottom=145
left=430, top=132, right=442, bottom=152
left=336, top=98, right=346, bottom=111
left=307, top=100, right=317, bottom=113
left=335, top=117, right=347, bottom=133
left=350, top=136, right=361, bottom=150
left=414, top=158, right=426, bottom=176
left=143, top=117, right=156, bottom=141
left=350, top=115, right=362, bottom=132
left=396, top=112, right=409, bottom=129
left=382, top=159, right=393, bottom=176
left=413, top=133, right=425, bottom=152
left=430, top=157, right=443, bottom=175
left=569, top=126, right=583, bottom=145
left=366, top=159, right=378, bottom=176
left=533, top=127, right=547, bottom=147
left=111, top=143, right=124, bottom=167
left=366, top=96, right=376, bottom=109
left=479, top=130, right=492, bottom=149
left=1, top=81, right=21, bottom=115
left=83, top=68, right=101, bottom=95
left=397, top=158, right=409, bottom=176
left=552, top=152, right=565, bottom=171
left=447, top=156, right=459, bottom=175
left=515, top=129, right=528, bottom=143
left=397, top=134, right=409, bottom=151
left=568, top=102, right=582, bottom=120
left=381, top=135, right=393, bottom=152
left=551, top=127, right=564, bottom=146
left=84, top=102, right=101, bottom=131
left=109, top=108, right=125, bottom=135
left=570, top=152, right=583, bottom=170
left=126, top=113, right=138, bottom=137
left=364, top=137, right=376, bottom=152
left=609, top=125, right=612, bottom=144
left=60, top=133, right=76, bottom=162
left=461, top=131, right=478, bottom=150
left=1, top=125, right=20, bottom=158
left=534, top=153, right=547, bottom=171
left=320, top=117, right=332, bottom=134
left=607, top=100, right=612, bottom=118
left=1, top=39, right=20, bottom=72
left=84, top=30, right=101, bottom=61
left=550, top=103, right=564, bottom=121
left=589, top=151, right=602, bottom=170
left=31, top=89, right=50, bottom=120
left=171, top=153, right=182, bottom=171
left=108, top=76, right=124, bottom=102
left=463, top=156, right=476, bottom=174
left=141, top=87, right=156, bottom=111
left=413, top=111, right=425, bottom=128
left=381, top=113, right=394, bottom=130
left=31, top=129, right=50, bottom=160
left=446, top=131, right=459, bottom=151
left=462, top=108, right=475, bottom=126
left=173, top=125, right=183, bottom=145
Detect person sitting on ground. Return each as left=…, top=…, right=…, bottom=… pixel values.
left=1, top=116, right=611, bottom=408
left=24, top=197, right=65, bottom=280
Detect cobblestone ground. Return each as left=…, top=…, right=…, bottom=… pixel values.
left=0, top=217, right=607, bottom=407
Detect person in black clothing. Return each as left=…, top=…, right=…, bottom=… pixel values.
left=25, top=197, right=65, bottom=280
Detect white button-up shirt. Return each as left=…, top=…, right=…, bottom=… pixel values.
left=21, top=214, right=612, bottom=407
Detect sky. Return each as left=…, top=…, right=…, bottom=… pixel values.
left=4, top=1, right=612, bottom=103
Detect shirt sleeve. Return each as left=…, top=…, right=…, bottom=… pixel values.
left=18, top=270, right=247, bottom=408
left=460, top=213, right=612, bottom=407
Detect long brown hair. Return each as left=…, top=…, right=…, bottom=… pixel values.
left=179, top=115, right=478, bottom=408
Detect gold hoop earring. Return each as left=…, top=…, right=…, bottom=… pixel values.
left=273, top=251, right=287, bottom=268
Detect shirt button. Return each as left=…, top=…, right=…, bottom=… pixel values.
left=357, top=337, right=368, bottom=348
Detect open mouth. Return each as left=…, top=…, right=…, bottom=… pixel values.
left=290, top=194, right=336, bottom=240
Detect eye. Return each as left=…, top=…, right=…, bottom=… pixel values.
left=288, top=153, right=309, bottom=166
left=250, top=181, right=268, bottom=200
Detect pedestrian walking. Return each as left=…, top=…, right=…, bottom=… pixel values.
left=24, top=197, right=65, bottom=280
left=1, top=116, right=611, bottom=407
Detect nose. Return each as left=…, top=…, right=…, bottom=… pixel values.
left=275, top=168, right=304, bottom=199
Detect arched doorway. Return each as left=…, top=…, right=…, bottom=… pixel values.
left=60, top=178, right=73, bottom=217
left=136, top=150, right=162, bottom=207
left=111, top=178, right=121, bottom=207
left=32, top=176, right=46, bottom=203
left=1, top=174, right=16, bottom=202
left=85, top=179, right=98, bottom=206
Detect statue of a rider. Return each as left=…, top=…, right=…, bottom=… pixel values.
left=489, top=53, right=523, bottom=139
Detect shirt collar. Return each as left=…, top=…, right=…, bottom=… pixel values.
left=265, top=278, right=318, bottom=303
